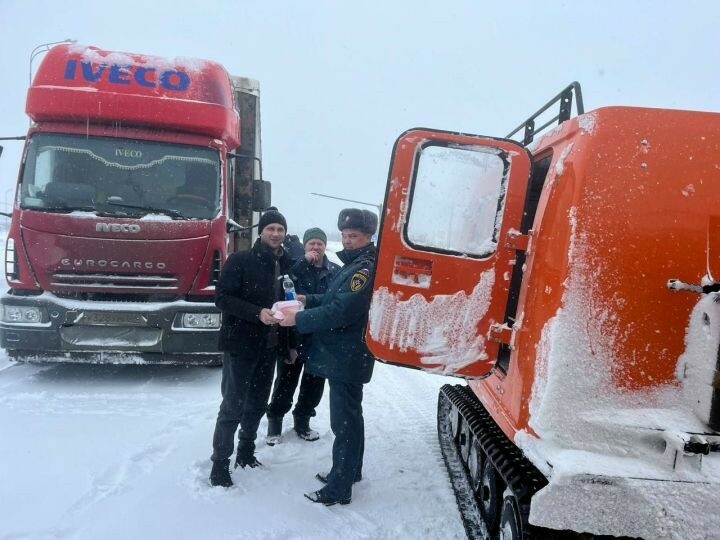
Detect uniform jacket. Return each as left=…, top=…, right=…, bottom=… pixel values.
left=295, top=243, right=376, bottom=384
left=291, top=254, right=340, bottom=358
left=215, top=238, right=294, bottom=355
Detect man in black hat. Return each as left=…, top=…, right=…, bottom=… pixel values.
left=279, top=208, right=378, bottom=506
left=209, top=208, right=295, bottom=488
left=266, top=227, right=340, bottom=445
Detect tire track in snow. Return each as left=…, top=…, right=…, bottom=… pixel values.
left=55, top=425, right=182, bottom=529
left=1, top=361, right=467, bottom=539
left=36, top=404, right=209, bottom=539
left=357, top=363, right=466, bottom=539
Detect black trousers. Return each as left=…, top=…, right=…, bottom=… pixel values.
left=266, top=356, right=326, bottom=420
left=323, top=379, right=364, bottom=500
left=211, top=348, right=277, bottom=462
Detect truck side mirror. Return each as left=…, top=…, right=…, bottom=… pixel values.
left=252, top=180, right=271, bottom=211
left=0, top=145, right=3, bottom=158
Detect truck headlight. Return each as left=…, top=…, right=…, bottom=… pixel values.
left=2, top=305, right=42, bottom=324
left=179, top=312, right=221, bottom=329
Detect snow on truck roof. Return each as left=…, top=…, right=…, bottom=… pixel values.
left=26, top=43, right=240, bottom=148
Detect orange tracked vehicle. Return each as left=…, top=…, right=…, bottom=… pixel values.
left=367, top=83, right=720, bottom=539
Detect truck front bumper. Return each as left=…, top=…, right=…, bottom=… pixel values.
left=0, top=291, right=222, bottom=365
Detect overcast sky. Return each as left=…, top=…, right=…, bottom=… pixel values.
left=2, top=0, right=719, bottom=236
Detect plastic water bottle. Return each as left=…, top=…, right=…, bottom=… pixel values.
left=282, top=274, right=296, bottom=300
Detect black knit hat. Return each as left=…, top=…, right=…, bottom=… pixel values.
left=303, top=227, right=327, bottom=245
left=259, top=209, right=287, bottom=233
left=337, top=208, right=378, bottom=235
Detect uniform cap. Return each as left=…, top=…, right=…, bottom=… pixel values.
left=337, top=208, right=378, bottom=235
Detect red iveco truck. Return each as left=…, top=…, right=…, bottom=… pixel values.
left=0, top=44, right=268, bottom=364
left=367, top=83, right=720, bottom=539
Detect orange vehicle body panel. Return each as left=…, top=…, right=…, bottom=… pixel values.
left=370, top=106, right=720, bottom=443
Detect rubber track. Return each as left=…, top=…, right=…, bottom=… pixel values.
left=439, top=384, right=549, bottom=539
left=437, top=386, right=487, bottom=539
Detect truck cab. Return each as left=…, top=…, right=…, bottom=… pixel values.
left=1, top=44, right=267, bottom=364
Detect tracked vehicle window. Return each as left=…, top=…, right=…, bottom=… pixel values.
left=19, top=133, right=221, bottom=220
left=406, top=144, right=507, bottom=257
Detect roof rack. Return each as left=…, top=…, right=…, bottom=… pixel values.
left=506, top=82, right=584, bottom=146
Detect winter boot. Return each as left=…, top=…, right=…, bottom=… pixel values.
left=235, top=439, right=263, bottom=469
left=294, top=415, right=320, bottom=442
left=304, top=489, right=351, bottom=506
left=209, top=459, right=233, bottom=487
left=266, top=416, right=283, bottom=446
left=235, top=453, right=263, bottom=469
left=315, top=471, right=362, bottom=484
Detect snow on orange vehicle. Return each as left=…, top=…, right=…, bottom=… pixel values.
left=367, top=83, right=720, bottom=539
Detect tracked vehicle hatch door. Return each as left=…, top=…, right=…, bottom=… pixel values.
left=367, top=129, right=531, bottom=378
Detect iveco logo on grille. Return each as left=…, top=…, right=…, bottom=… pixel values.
left=96, top=223, right=141, bottom=233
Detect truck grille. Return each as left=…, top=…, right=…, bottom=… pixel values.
left=50, top=272, right=178, bottom=289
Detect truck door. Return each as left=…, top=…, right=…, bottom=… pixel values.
left=367, top=128, right=531, bottom=378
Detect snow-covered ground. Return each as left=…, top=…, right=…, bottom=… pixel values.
left=0, top=356, right=467, bottom=540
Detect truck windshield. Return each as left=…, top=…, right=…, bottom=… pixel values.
left=19, top=133, right=222, bottom=220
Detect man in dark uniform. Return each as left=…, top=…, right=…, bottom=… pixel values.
left=209, top=209, right=295, bottom=488
left=266, top=227, right=340, bottom=444
left=280, top=208, right=378, bottom=506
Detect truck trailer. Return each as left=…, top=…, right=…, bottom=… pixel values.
left=367, top=83, right=720, bottom=539
left=0, top=44, right=269, bottom=364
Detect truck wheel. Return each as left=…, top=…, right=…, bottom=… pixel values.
left=479, top=456, right=503, bottom=534
left=499, top=495, right=523, bottom=540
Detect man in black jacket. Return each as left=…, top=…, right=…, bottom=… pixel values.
left=280, top=208, right=378, bottom=506
left=209, top=209, right=295, bottom=488
left=266, top=227, right=340, bottom=444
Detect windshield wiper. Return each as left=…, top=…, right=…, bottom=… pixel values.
left=24, top=205, right=96, bottom=213
left=105, top=199, right=186, bottom=219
